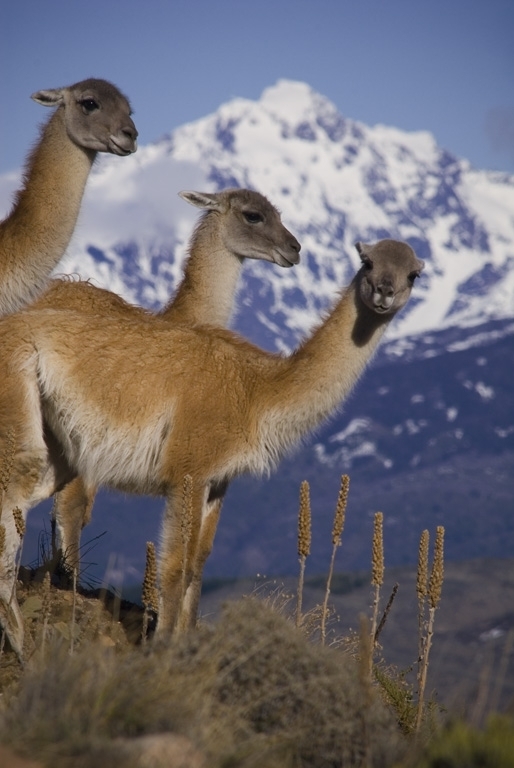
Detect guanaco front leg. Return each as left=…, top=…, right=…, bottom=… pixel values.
left=178, top=495, right=224, bottom=633
left=157, top=480, right=206, bottom=636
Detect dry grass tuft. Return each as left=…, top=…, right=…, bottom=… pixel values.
left=0, top=597, right=405, bottom=768
left=1, top=469, right=489, bottom=766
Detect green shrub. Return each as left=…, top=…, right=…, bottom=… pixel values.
left=411, top=715, right=514, bottom=768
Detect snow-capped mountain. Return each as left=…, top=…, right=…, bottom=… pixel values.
left=3, top=80, right=512, bottom=354
left=2, top=80, right=513, bottom=582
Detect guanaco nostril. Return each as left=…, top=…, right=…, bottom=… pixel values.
left=377, top=284, right=394, bottom=297
left=123, top=123, right=138, bottom=140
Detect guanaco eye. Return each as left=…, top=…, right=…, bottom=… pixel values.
left=243, top=211, right=264, bottom=224
left=80, top=98, right=99, bottom=114
left=408, top=271, right=420, bottom=283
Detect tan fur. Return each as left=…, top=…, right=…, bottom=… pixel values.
left=36, top=188, right=301, bottom=571
left=0, top=239, right=423, bottom=656
left=0, top=78, right=137, bottom=315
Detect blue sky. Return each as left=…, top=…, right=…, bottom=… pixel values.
left=1, top=0, right=513, bottom=176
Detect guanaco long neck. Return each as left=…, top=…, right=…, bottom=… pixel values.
left=0, top=109, right=96, bottom=314
left=259, top=273, right=392, bottom=453
left=159, top=217, right=243, bottom=327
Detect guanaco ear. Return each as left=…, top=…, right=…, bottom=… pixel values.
left=355, top=241, right=374, bottom=267
left=31, top=88, right=66, bottom=107
left=178, top=190, right=223, bottom=212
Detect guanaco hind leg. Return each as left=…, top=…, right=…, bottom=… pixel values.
left=0, top=361, right=68, bottom=657
left=52, top=476, right=96, bottom=572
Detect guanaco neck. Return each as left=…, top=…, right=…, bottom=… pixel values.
left=0, top=108, right=96, bottom=314
left=260, top=272, right=394, bottom=445
left=159, top=215, right=244, bottom=327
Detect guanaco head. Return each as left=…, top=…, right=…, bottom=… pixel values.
left=31, top=78, right=138, bottom=156
left=179, top=188, right=301, bottom=268
left=355, top=239, right=424, bottom=315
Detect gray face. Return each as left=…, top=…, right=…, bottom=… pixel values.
left=180, top=188, right=301, bottom=269
left=223, top=191, right=301, bottom=268
left=32, top=78, right=138, bottom=156
left=356, top=239, right=424, bottom=315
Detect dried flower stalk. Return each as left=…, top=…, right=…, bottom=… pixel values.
left=4, top=506, right=27, bottom=658
left=13, top=507, right=26, bottom=539
left=369, top=512, right=384, bottom=674
left=416, top=529, right=429, bottom=601
left=371, top=512, right=384, bottom=587
left=332, top=474, right=349, bottom=546
left=416, top=526, right=445, bottom=732
left=41, top=571, right=51, bottom=658
left=298, top=480, right=312, bottom=558
left=142, top=541, right=159, bottom=643
left=417, top=529, right=429, bottom=665
left=181, top=475, right=193, bottom=550
left=142, top=541, right=159, bottom=612
left=428, top=526, right=444, bottom=609
left=180, top=474, right=194, bottom=604
left=374, top=582, right=399, bottom=645
left=321, top=475, right=349, bottom=645
left=0, top=427, right=16, bottom=502
left=70, top=568, right=78, bottom=655
left=296, top=480, right=311, bottom=628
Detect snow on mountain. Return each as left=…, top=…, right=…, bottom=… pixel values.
left=164, top=81, right=514, bottom=351
left=2, top=79, right=512, bottom=357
